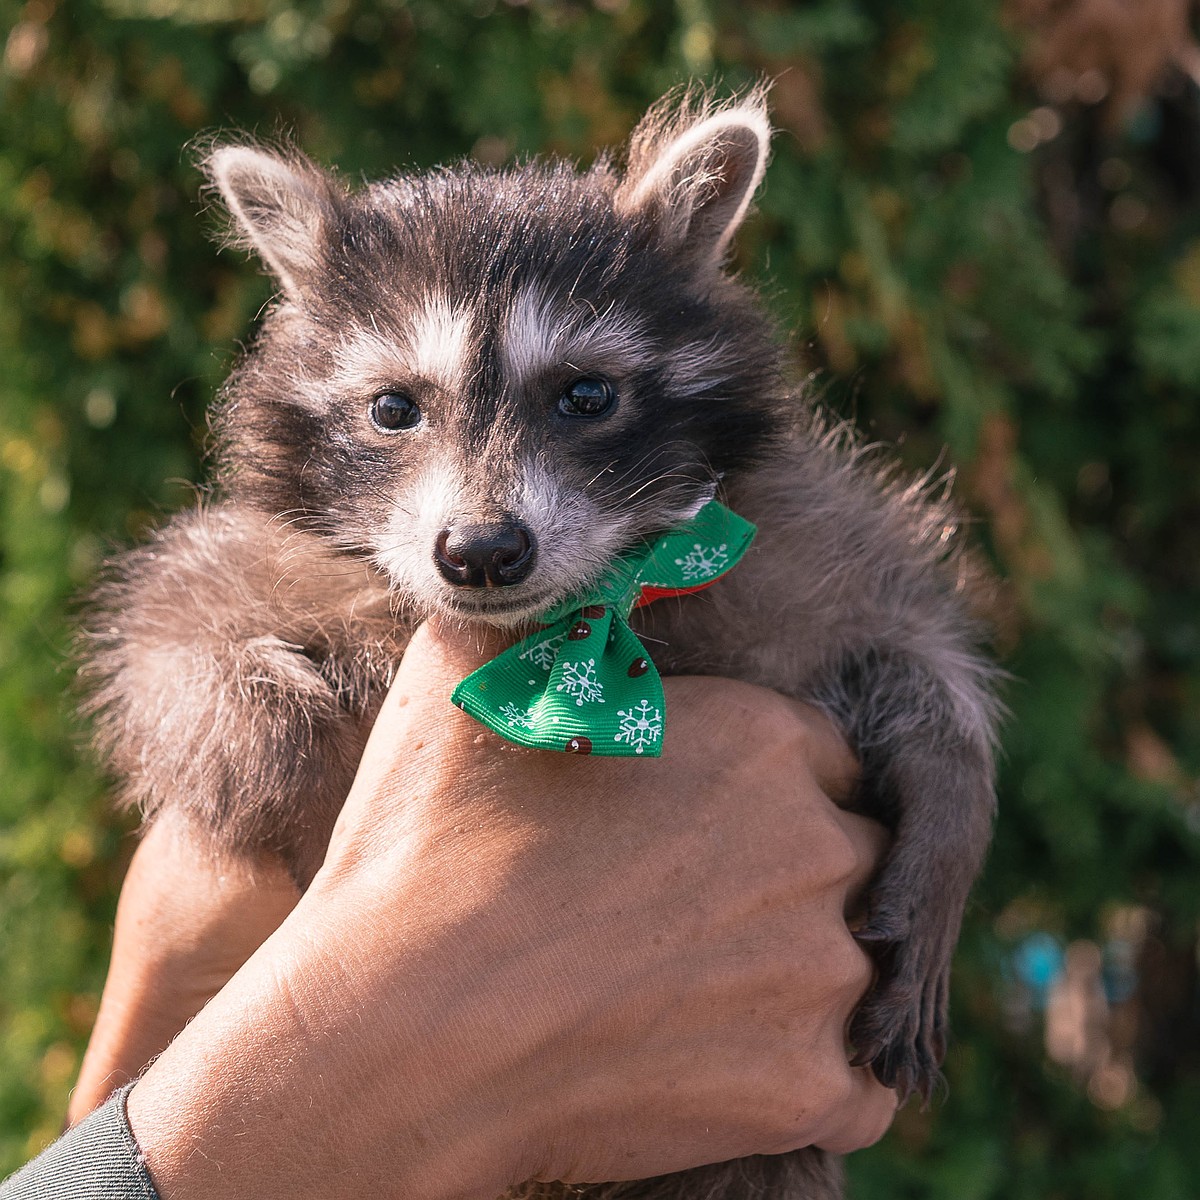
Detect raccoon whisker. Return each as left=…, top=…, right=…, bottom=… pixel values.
left=271, top=522, right=324, bottom=557
left=620, top=470, right=714, bottom=503
left=264, top=530, right=318, bottom=574
left=604, top=438, right=711, bottom=480
left=593, top=468, right=715, bottom=509
left=273, top=526, right=318, bottom=554
left=285, top=568, right=380, bottom=587
left=630, top=630, right=670, bottom=647
left=566, top=294, right=602, bottom=321
left=265, top=506, right=315, bottom=527
left=312, top=480, right=413, bottom=534
left=564, top=265, right=597, bottom=309
left=584, top=458, right=622, bottom=489
left=266, top=522, right=326, bottom=561
left=271, top=528, right=335, bottom=572
left=353, top=479, right=414, bottom=517
left=584, top=442, right=699, bottom=497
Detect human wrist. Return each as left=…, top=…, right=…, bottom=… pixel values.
left=124, top=899, right=539, bottom=1200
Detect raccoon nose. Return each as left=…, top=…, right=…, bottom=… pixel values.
left=435, top=519, right=537, bottom=588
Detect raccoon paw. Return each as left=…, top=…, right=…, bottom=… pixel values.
left=848, top=914, right=951, bottom=1104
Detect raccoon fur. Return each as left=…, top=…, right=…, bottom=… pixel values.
left=82, top=87, right=999, bottom=1200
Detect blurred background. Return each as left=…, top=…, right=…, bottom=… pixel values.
left=2, top=0, right=1200, bottom=1194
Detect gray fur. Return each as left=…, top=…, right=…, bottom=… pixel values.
left=80, top=87, right=999, bottom=1199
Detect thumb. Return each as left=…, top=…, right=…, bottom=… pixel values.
left=383, top=617, right=515, bottom=722
left=322, top=619, right=517, bottom=858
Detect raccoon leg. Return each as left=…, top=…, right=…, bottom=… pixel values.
left=75, top=508, right=401, bottom=1111
left=809, top=651, right=996, bottom=1100
left=83, top=505, right=401, bottom=886
left=510, top=1146, right=843, bottom=1200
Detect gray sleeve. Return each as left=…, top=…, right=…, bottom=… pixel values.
left=0, top=1086, right=161, bottom=1200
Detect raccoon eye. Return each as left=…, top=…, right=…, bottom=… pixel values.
left=558, top=376, right=616, bottom=418
left=371, top=391, right=421, bottom=432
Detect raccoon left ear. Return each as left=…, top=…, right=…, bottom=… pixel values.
left=616, top=89, right=771, bottom=265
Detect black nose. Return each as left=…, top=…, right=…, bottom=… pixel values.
left=435, top=519, right=536, bottom=588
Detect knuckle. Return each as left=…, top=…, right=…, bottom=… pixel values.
left=813, top=818, right=861, bottom=887
left=781, top=1049, right=854, bottom=1125
left=790, top=814, right=862, bottom=898
left=667, top=679, right=799, bottom=764
left=791, top=925, right=871, bottom=1012
left=805, top=1065, right=900, bottom=1153
left=820, top=1066, right=857, bottom=1116
left=764, top=1091, right=816, bottom=1153
left=729, top=689, right=799, bottom=751
left=859, top=1098, right=898, bottom=1148
left=827, top=929, right=873, bottom=1001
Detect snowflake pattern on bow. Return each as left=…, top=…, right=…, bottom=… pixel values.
left=674, top=541, right=729, bottom=582
left=556, top=658, right=605, bottom=706
left=519, top=631, right=567, bottom=672
left=498, top=702, right=535, bottom=730
left=614, top=698, right=663, bottom=755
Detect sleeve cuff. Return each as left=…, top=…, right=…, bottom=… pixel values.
left=0, top=1085, right=161, bottom=1200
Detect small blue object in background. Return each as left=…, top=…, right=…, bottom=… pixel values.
left=1013, top=932, right=1066, bottom=1010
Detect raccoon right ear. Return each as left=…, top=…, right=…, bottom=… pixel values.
left=203, top=144, right=339, bottom=297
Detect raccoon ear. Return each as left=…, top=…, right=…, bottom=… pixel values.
left=203, top=145, right=338, bottom=297
left=616, top=90, right=771, bottom=264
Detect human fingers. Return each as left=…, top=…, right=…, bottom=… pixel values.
left=809, top=1065, right=899, bottom=1154
left=783, top=700, right=861, bottom=805
left=760, top=894, right=894, bottom=1156
left=322, top=620, right=518, bottom=857
left=830, top=807, right=889, bottom=926
left=658, top=679, right=860, bottom=808
left=126, top=664, right=899, bottom=1196
left=788, top=806, right=895, bottom=1155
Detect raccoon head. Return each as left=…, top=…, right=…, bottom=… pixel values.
left=205, top=88, right=785, bottom=626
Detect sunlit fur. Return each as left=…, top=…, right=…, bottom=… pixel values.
left=81, top=87, right=1000, bottom=1200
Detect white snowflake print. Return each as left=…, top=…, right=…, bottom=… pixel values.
left=614, top=698, right=663, bottom=755
left=519, top=631, right=566, bottom=672
left=674, top=541, right=729, bottom=582
left=498, top=702, right=535, bottom=730
left=555, top=658, right=605, bottom=706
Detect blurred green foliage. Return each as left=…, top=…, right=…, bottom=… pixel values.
left=2, top=0, right=1199, bottom=1193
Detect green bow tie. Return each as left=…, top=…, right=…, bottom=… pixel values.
left=451, top=502, right=756, bottom=757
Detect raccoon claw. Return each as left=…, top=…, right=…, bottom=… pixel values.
left=851, top=923, right=900, bottom=949
left=849, top=986, right=944, bottom=1103
left=848, top=936, right=950, bottom=1104
left=850, top=905, right=910, bottom=949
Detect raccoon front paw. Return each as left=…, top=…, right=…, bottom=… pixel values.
left=848, top=914, right=951, bottom=1104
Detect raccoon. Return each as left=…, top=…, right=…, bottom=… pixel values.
left=83, top=88, right=999, bottom=1200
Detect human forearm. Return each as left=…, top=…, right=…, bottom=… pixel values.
left=70, top=815, right=299, bottom=1125
left=126, top=881, right=548, bottom=1200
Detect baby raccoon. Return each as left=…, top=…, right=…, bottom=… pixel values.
left=84, top=88, right=998, bottom=1200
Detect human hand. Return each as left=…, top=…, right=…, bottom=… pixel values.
left=111, top=619, right=892, bottom=1198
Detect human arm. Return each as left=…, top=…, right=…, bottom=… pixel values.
left=68, top=816, right=299, bottom=1124
left=63, top=620, right=893, bottom=1198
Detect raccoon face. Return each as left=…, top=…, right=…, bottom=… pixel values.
left=206, top=89, right=783, bottom=626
